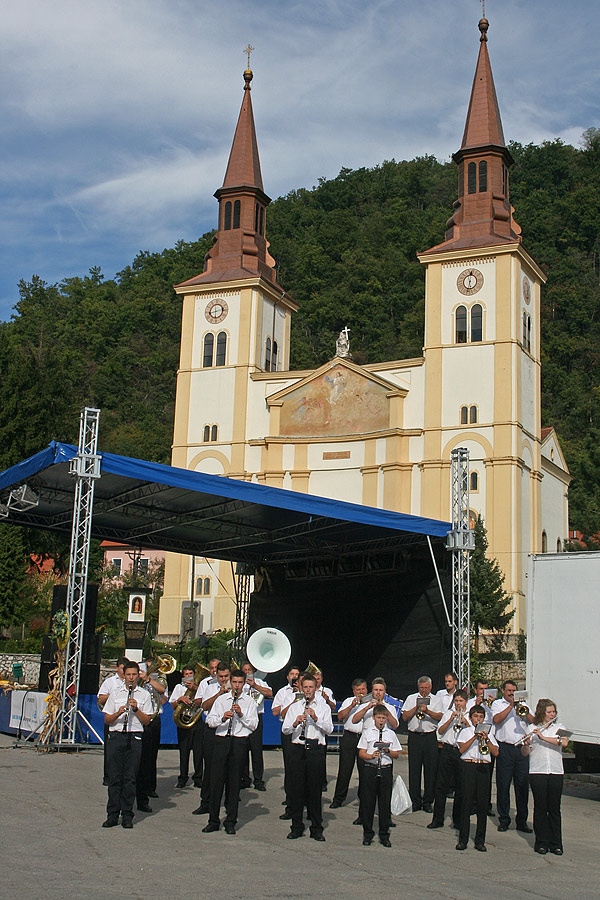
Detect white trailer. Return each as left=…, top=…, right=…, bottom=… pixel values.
left=527, top=551, right=600, bottom=753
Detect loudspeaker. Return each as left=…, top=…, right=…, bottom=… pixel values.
left=38, top=633, right=101, bottom=693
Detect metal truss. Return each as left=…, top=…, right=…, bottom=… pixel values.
left=447, top=448, right=474, bottom=690
left=56, top=408, right=102, bottom=746
left=232, top=565, right=253, bottom=663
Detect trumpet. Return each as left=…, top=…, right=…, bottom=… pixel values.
left=514, top=700, right=530, bottom=719
left=416, top=699, right=429, bottom=720
left=476, top=729, right=490, bottom=755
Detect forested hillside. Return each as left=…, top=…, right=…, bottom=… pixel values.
left=0, top=134, right=598, bottom=535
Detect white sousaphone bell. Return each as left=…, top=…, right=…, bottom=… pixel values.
left=246, top=627, right=291, bottom=674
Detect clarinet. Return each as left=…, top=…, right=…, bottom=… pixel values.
left=227, top=688, right=240, bottom=736
left=376, top=725, right=384, bottom=778
left=298, top=698, right=310, bottom=743
left=122, top=683, right=134, bottom=732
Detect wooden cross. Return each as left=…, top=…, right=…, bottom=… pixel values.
left=244, top=44, right=255, bottom=68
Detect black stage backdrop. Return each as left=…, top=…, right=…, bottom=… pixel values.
left=247, top=541, right=451, bottom=704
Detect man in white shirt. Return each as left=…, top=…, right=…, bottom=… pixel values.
left=436, top=672, right=459, bottom=713
left=351, top=677, right=399, bottom=826
left=136, top=658, right=168, bottom=810
left=102, top=661, right=154, bottom=829
left=192, top=661, right=231, bottom=815
left=170, top=665, right=203, bottom=788
left=97, top=656, right=128, bottom=785
left=240, top=660, right=272, bottom=790
left=466, top=679, right=494, bottom=814
left=202, top=669, right=259, bottom=835
left=282, top=673, right=333, bottom=841
left=313, top=667, right=336, bottom=791
left=272, top=665, right=301, bottom=821
left=428, top=688, right=470, bottom=830
left=492, top=680, right=534, bottom=834
left=402, top=675, right=443, bottom=813
left=330, top=678, right=368, bottom=809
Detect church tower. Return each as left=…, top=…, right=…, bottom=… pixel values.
left=159, top=65, right=297, bottom=637
left=417, top=17, right=548, bottom=629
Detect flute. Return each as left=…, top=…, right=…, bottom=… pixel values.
left=515, top=715, right=558, bottom=747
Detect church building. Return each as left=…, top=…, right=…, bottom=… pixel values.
left=157, top=18, right=570, bottom=641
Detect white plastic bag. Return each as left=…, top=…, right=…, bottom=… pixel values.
left=390, top=774, right=412, bottom=815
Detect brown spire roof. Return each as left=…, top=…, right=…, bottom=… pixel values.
left=221, top=68, right=264, bottom=192
left=461, top=18, right=505, bottom=151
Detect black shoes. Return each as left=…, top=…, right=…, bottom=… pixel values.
left=102, top=777, right=109, bottom=786
left=550, top=848, right=563, bottom=856
left=497, top=824, right=509, bottom=832
left=380, top=837, right=391, bottom=848
left=202, top=823, right=219, bottom=833
left=412, top=804, right=422, bottom=812
left=362, top=837, right=372, bottom=846
left=287, top=831, right=304, bottom=840
left=352, top=817, right=362, bottom=826
left=147, top=791, right=158, bottom=798
left=279, top=812, right=292, bottom=820
left=516, top=824, right=533, bottom=834
left=240, top=780, right=252, bottom=789
left=122, top=818, right=133, bottom=829
left=254, top=782, right=267, bottom=791
left=311, top=833, right=326, bottom=842
left=224, top=823, right=236, bottom=834
left=474, top=843, right=487, bottom=852
left=535, top=846, right=548, bottom=854
left=137, top=804, right=152, bottom=813
left=455, top=842, right=467, bottom=851
left=422, top=803, right=433, bottom=813
left=176, top=779, right=188, bottom=788
left=102, top=817, right=119, bottom=828
left=329, top=800, right=342, bottom=809
left=427, top=821, right=443, bottom=829
left=192, top=804, right=209, bottom=815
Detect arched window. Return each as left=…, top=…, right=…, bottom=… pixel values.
left=527, top=316, right=532, bottom=352
left=215, top=332, right=227, bottom=366
left=522, top=311, right=528, bottom=347
left=224, top=201, right=232, bottom=230
left=196, top=578, right=203, bottom=596
left=542, top=530, right=548, bottom=553
left=470, top=405, right=478, bottom=424
left=265, top=336, right=271, bottom=371
left=259, top=206, right=264, bottom=235
left=203, top=577, right=211, bottom=595
left=233, top=199, right=241, bottom=229
left=471, top=304, right=482, bottom=342
left=470, top=471, right=478, bottom=491
left=272, top=340, right=278, bottom=372
left=456, top=306, right=467, bottom=343
left=203, top=425, right=210, bottom=442
left=254, top=203, right=259, bottom=232
left=556, top=539, right=562, bottom=552
left=211, top=425, right=218, bottom=442
left=478, top=160, right=487, bottom=192
left=460, top=406, right=468, bottom=425
left=203, top=333, right=214, bottom=367
left=468, top=162, right=476, bottom=194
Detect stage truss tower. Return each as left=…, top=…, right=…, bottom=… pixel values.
left=57, top=407, right=102, bottom=745
left=448, top=447, right=474, bottom=689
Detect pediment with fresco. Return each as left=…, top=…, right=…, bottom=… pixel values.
left=275, top=363, right=393, bottom=437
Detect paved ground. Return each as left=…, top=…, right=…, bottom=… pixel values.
left=1, top=733, right=599, bottom=900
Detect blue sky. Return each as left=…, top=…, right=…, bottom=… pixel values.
left=0, top=0, right=597, bottom=321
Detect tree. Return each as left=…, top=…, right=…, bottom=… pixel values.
left=0, top=523, right=29, bottom=630
left=470, top=515, right=512, bottom=651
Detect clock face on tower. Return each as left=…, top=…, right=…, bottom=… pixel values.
left=457, top=268, right=484, bottom=296
left=205, top=298, right=228, bottom=324
left=522, top=277, right=531, bottom=305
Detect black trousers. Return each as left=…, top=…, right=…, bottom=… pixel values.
left=288, top=741, right=325, bottom=837
left=332, top=730, right=361, bottom=804
left=208, top=734, right=248, bottom=826
left=496, top=741, right=529, bottom=827
left=103, top=722, right=110, bottom=780
left=361, top=765, right=392, bottom=840
left=242, top=714, right=264, bottom=785
left=459, top=762, right=490, bottom=846
left=200, top=725, right=216, bottom=805
left=281, top=731, right=293, bottom=813
left=530, top=773, right=563, bottom=851
left=432, top=744, right=463, bottom=826
left=407, top=731, right=438, bottom=807
left=137, top=716, right=161, bottom=805
left=177, top=720, right=203, bottom=784
left=106, top=731, right=143, bottom=819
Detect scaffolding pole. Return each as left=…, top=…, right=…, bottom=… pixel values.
left=447, top=448, right=474, bottom=690
left=56, top=408, right=101, bottom=746
left=232, top=564, right=253, bottom=664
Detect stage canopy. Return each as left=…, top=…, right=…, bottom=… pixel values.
left=0, top=441, right=450, bottom=564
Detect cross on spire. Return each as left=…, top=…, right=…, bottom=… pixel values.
left=244, top=44, right=254, bottom=68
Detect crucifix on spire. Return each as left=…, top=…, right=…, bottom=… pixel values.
left=244, top=44, right=254, bottom=68
left=336, top=326, right=351, bottom=358
left=480, top=0, right=486, bottom=17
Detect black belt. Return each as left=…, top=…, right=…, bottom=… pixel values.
left=297, top=738, right=321, bottom=749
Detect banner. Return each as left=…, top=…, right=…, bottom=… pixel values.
left=9, top=690, right=48, bottom=735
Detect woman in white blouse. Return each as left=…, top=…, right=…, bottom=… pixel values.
left=521, top=699, right=566, bottom=856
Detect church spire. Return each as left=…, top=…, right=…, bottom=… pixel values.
left=179, top=59, right=279, bottom=288
left=422, top=17, right=521, bottom=254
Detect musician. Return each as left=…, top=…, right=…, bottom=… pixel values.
left=102, top=661, right=153, bottom=828
left=135, top=658, right=167, bottom=811
left=199, top=657, right=220, bottom=693
left=358, top=705, right=401, bottom=847
left=456, top=705, right=499, bottom=851
left=192, top=661, right=231, bottom=815
left=240, top=660, right=272, bottom=791
left=491, top=680, right=534, bottom=833
left=203, top=670, right=259, bottom=835
left=402, top=676, right=443, bottom=813
left=170, top=665, right=203, bottom=789
left=97, top=656, right=128, bottom=786
left=330, top=678, right=368, bottom=809
left=521, top=699, right=566, bottom=855
left=467, top=680, right=494, bottom=814
left=282, top=672, right=333, bottom=841
left=351, top=677, right=399, bottom=825
left=435, top=672, right=459, bottom=713
left=313, top=667, right=336, bottom=791
left=428, top=689, right=469, bottom=830
left=272, top=665, right=301, bottom=821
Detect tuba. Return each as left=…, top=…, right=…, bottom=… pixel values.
left=146, top=653, right=177, bottom=678
left=173, top=663, right=210, bottom=729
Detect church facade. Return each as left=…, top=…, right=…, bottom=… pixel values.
left=157, top=19, right=570, bottom=641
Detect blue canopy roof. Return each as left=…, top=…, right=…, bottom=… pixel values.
left=0, top=441, right=450, bottom=563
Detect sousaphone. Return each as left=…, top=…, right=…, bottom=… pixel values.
left=246, top=628, right=291, bottom=674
